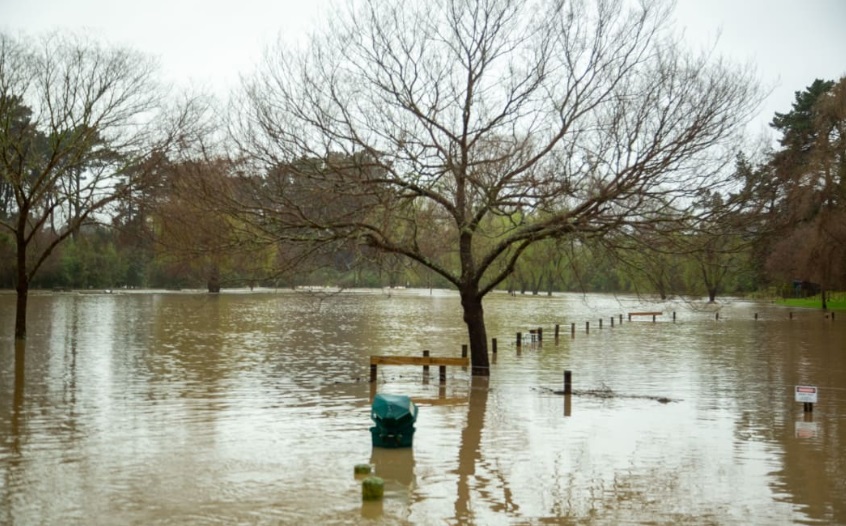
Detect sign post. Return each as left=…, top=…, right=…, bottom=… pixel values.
left=795, top=385, right=818, bottom=412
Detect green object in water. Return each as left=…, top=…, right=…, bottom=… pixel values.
left=354, top=464, right=372, bottom=476
left=370, top=393, right=418, bottom=448
left=362, top=476, right=384, bottom=500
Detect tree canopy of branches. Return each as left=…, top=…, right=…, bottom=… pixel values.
left=0, top=32, right=191, bottom=340
left=231, top=0, right=761, bottom=375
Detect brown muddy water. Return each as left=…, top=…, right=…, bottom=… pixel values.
left=0, top=289, right=844, bottom=525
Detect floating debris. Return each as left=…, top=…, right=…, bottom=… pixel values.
left=535, top=386, right=680, bottom=404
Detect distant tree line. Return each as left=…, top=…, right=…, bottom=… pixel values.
left=9, top=73, right=843, bottom=302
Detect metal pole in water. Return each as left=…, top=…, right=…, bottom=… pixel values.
left=564, top=370, right=572, bottom=395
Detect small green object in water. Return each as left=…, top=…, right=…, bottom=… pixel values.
left=354, top=464, right=372, bottom=476
left=362, top=476, right=384, bottom=500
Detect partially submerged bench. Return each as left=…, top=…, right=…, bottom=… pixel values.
left=628, top=311, right=663, bottom=322
left=370, top=355, right=469, bottom=384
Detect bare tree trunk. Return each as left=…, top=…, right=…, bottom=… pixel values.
left=208, top=262, right=221, bottom=293
left=460, top=289, right=490, bottom=377
left=14, top=236, right=28, bottom=340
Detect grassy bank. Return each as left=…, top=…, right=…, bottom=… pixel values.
left=777, top=292, right=846, bottom=311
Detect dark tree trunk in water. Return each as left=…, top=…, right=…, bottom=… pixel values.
left=821, top=285, right=827, bottom=310
left=14, top=279, right=28, bottom=340
left=708, top=287, right=717, bottom=303
left=208, top=263, right=221, bottom=293
left=460, top=290, right=490, bottom=376
left=14, top=234, right=28, bottom=340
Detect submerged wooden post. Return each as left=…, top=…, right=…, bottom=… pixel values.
left=599, top=318, right=603, bottom=329
left=610, top=317, right=614, bottom=327
left=619, top=314, right=623, bottom=324
left=492, top=338, right=498, bottom=354
left=370, top=363, right=378, bottom=383
left=423, top=350, right=430, bottom=373
left=755, top=313, right=758, bottom=320
left=789, top=312, right=793, bottom=320
left=673, top=311, right=676, bottom=322
left=516, top=332, right=522, bottom=348
left=716, top=312, right=720, bottom=321
left=439, top=365, right=446, bottom=384
left=571, top=323, right=575, bottom=337
left=461, top=344, right=468, bottom=358
left=538, top=327, right=543, bottom=343
left=586, top=321, right=590, bottom=333
left=563, top=370, right=572, bottom=395
left=554, top=324, right=560, bottom=339
left=628, top=313, right=632, bottom=322
left=652, top=314, right=656, bottom=322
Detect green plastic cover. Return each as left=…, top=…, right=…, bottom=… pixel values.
left=370, top=394, right=418, bottom=448
left=371, top=394, right=418, bottom=426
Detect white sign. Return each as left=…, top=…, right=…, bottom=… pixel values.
left=795, top=386, right=818, bottom=404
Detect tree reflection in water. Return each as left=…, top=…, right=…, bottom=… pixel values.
left=453, top=376, right=520, bottom=521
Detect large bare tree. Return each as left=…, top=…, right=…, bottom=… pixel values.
left=231, top=0, right=761, bottom=375
left=0, top=32, right=196, bottom=340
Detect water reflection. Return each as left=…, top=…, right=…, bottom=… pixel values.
left=11, top=340, right=25, bottom=453
left=454, top=376, right=499, bottom=522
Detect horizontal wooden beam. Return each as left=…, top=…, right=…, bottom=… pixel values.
left=411, top=397, right=468, bottom=406
left=628, top=312, right=663, bottom=316
left=370, top=355, right=469, bottom=367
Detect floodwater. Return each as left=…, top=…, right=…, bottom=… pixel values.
left=0, top=289, right=844, bottom=525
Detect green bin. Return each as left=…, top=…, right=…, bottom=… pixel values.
left=370, top=394, right=418, bottom=448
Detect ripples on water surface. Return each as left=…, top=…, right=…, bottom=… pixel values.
left=1, top=289, right=845, bottom=524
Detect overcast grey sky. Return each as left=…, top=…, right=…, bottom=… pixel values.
left=1, top=0, right=844, bottom=140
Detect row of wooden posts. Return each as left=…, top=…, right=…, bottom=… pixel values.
left=370, top=309, right=837, bottom=386
left=512, top=311, right=663, bottom=349
left=508, top=309, right=838, bottom=348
